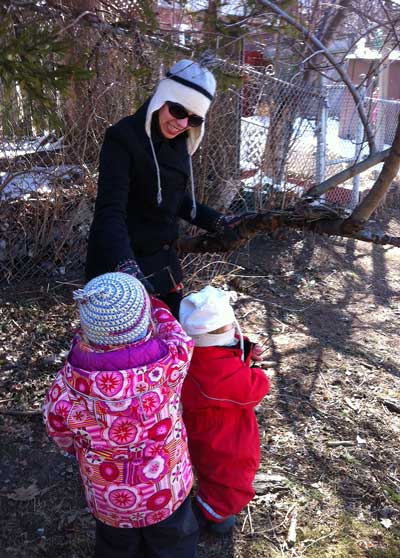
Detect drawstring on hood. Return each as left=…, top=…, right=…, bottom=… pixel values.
left=188, top=156, right=196, bottom=219
left=144, top=59, right=216, bottom=220
left=148, top=135, right=162, bottom=205
left=233, top=316, right=245, bottom=360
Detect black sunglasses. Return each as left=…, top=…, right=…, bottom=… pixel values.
left=166, top=101, right=204, bottom=128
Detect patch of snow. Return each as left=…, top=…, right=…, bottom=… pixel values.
left=0, top=165, right=82, bottom=200
left=240, top=114, right=393, bottom=192
left=241, top=171, right=304, bottom=195
left=347, top=37, right=400, bottom=61
left=0, top=134, right=63, bottom=158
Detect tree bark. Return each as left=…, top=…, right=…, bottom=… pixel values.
left=176, top=205, right=400, bottom=254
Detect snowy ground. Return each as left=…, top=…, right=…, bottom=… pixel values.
left=0, top=165, right=82, bottom=200
left=0, top=134, right=62, bottom=159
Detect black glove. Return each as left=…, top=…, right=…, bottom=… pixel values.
left=116, top=259, right=155, bottom=294
left=213, top=215, right=243, bottom=250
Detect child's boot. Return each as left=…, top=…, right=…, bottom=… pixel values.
left=208, top=515, right=236, bottom=536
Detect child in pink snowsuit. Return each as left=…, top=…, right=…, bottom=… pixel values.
left=43, top=272, right=197, bottom=558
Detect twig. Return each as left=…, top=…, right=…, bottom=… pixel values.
left=327, top=440, right=355, bottom=447
left=234, top=274, right=271, bottom=279
left=257, top=504, right=295, bottom=534
left=0, top=408, right=42, bottom=416
left=318, top=370, right=330, bottom=390
left=287, top=506, right=298, bottom=547
left=54, top=280, right=83, bottom=288
left=10, top=319, right=25, bottom=333
left=381, top=399, right=400, bottom=414
left=247, top=504, right=254, bottom=535
left=303, top=530, right=336, bottom=550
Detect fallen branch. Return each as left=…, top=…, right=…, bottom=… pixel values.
left=304, top=148, right=390, bottom=199
left=176, top=204, right=400, bottom=254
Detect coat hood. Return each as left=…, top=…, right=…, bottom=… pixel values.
left=63, top=335, right=170, bottom=416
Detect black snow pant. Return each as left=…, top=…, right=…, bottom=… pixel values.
left=94, top=496, right=198, bottom=558
left=158, top=290, right=183, bottom=320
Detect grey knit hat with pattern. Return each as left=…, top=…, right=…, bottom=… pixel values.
left=73, top=272, right=151, bottom=346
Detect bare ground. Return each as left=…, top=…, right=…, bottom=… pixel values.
left=1, top=228, right=400, bottom=558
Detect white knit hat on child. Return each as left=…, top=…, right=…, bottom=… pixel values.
left=73, top=272, right=151, bottom=347
left=179, top=286, right=235, bottom=334
left=179, top=285, right=244, bottom=358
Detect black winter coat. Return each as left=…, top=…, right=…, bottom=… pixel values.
left=85, top=100, right=221, bottom=294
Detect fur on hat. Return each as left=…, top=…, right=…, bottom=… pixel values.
left=73, top=272, right=151, bottom=347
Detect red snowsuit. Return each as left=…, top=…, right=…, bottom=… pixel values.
left=181, top=340, right=270, bottom=522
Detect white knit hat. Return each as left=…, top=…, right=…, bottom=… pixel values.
left=145, top=59, right=217, bottom=155
left=73, top=272, right=151, bottom=347
left=180, top=286, right=244, bottom=359
left=179, top=285, right=238, bottom=335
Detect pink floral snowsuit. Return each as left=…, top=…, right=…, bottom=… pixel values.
left=43, top=298, right=194, bottom=528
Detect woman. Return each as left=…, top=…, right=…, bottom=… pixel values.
left=86, top=59, right=237, bottom=317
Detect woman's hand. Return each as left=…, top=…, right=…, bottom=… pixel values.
left=116, top=259, right=155, bottom=294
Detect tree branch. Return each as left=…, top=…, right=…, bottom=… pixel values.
left=304, top=148, right=390, bottom=199
left=175, top=203, right=400, bottom=254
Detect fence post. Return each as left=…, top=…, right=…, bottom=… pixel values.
left=316, top=87, right=328, bottom=187
left=351, top=85, right=366, bottom=209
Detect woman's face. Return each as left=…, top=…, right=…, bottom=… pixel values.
left=158, top=103, right=191, bottom=139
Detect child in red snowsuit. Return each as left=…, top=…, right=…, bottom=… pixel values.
left=179, top=286, right=270, bottom=535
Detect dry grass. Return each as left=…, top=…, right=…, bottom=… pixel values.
left=1, top=231, right=400, bottom=557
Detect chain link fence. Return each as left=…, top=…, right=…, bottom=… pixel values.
left=1, top=25, right=400, bottom=283
left=323, top=84, right=400, bottom=209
